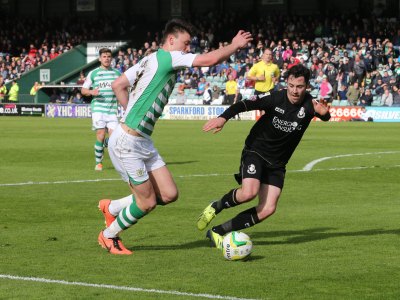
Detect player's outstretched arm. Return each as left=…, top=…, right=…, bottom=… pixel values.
left=193, top=30, right=252, bottom=67
left=203, top=117, right=227, bottom=134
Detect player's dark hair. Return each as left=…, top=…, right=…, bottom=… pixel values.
left=162, top=18, right=194, bottom=44
left=286, top=64, right=311, bottom=83
left=98, top=48, right=112, bottom=56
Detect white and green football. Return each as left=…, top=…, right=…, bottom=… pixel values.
left=222, top=231, right=253, bottom=261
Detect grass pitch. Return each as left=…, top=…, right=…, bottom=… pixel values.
left=0, top=117, right=399, bottom=299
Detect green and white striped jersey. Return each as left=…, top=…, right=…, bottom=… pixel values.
left=122, top=49, right=197, bottom=138
left=83, top=67, right=121, bottom=115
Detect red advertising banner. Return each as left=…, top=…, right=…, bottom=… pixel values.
left=256, top=106, right=363, bottom=122
left=313, top=106, right=363, bottom=122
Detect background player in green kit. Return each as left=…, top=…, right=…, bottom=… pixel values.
left=81, top=48, right=121, bottom=171
left=96, top=19, right=252, bottom=255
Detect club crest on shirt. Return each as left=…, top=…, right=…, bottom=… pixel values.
left=136, top=168, right=145, bottom=177
left=249, top=95, right=258, bottom=101
left=297, top=107, right=305, bottom=118
left=275, top=107, right=285, bottom=114
left=247, top=164, right=256, bottom=174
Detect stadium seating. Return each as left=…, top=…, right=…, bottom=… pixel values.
left=331, top=100, right=340, bottom=106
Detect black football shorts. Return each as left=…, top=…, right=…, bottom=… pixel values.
left=234, top=149, right=286, bottom=189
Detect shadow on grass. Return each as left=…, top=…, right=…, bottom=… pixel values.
left=127, top=227, right=399, bottom=251
left=250, top=227, right=400, bottom=245
left=129, top=238, right=210, bottom=251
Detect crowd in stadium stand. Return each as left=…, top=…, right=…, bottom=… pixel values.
left=0, top=13, right=399, bottom=106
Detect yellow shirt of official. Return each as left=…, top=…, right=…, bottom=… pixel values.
left=225, top=80, right=238, bottom=95
left=8, top=83, right=19, bottom=102
left=249, top=61, right=280, bottom=92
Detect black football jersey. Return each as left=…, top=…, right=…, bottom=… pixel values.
left=219, top=89, right=330, bottom=167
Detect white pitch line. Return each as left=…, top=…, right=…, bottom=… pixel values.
left=302, top=151, right=400, bottom=171
left=1, top=162, right=399, bottom=188
left=0, top=274, right=260, bottom=300
left=0, top=178, right=121, bottom=187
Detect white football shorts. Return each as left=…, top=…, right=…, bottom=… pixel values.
left=91, top=112, right=118, bottom=131
left=108, top=124, right=165, bottom=185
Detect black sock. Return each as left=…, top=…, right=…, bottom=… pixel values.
left=211, top=189, right=239, bottom=214
left=212, top=207, right=260, bottom=236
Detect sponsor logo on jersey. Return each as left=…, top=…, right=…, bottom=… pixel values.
left=272, top=116, right=302, bottom=132
left=258, top=92, right=270, bottom=99
left=297, top=107, right=305, bottom=118
left=275, top=107, right=285, bottom=114
left=98, top=81, right=111, bottom=89
left=247, top=164, right=256, bottom=174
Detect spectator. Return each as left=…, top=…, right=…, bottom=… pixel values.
left=49, top=89, right=61, bottom=103
left=237, top=75, right=245, bottom=89
left=352, top=55, right=366, bottom=86
left=190, top=74, right=199, bottom=89
left=359, top=88, right=373, bottom=106
left=287, top=55, right=300, bottom=69
left=381, top=88, right=393, bottom=106
left=381, top=70, right=391, bottom=85
left=30, top=82, right=41, bottom=97
left=176, top=83, right=186, bottom=105
left=0, top=76, right=7, bottom=102
left=71, top=92, right=84, bottom=104
left=346, top=82, right=360, bottom=105
left=273, top=51, right=283, bottom=69
left=373, top=78, right=385, bottom=95
left=362, top=72, right=373, bottom=89
left=319, top=76, right=333, bottom=102
left=392, top=86, right=400, bottom=106
left=337, top=84, right=348, bottom=100
left=203, top=82, right=212, bottom=105
left=8, top=80, right=19, bottom=102
left=211, top=85, right=222, bottom=102
left=196, top=77, right=207, bottom=96
left=314, top=71, right=325, bottom=88
left=49, top=48, right=59, bottom=60
left=326, top=64, right=338, bottom=98
left=76, top=72, right=86, bottom=85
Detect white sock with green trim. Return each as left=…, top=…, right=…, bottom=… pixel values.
left=94, top=140, right=104, bottom=164
left=104, top=200, right=146, bottom=238
left=109, top=195, right=134, bottom=216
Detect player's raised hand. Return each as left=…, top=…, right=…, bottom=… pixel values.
left=203, top=117, right=227, bottom=134
left=312, top=98, right=330, bottom=116
left=231, top=30, right=253, bottom=49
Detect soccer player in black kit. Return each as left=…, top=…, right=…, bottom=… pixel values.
left=197, top=64, right=331, bottom=249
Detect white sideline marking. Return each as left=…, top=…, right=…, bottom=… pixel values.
left=302, top=151, right=400, bottom=171
left=1, top=152, right=399, bottom=187
left=0, top=178, right=120, bottom=187
left=0, top=274, right=259, bottom=300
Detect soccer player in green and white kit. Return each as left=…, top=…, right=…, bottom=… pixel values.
left=81, top=48, right=121, bottom=171
left=96, top=19, right=252, bottom=255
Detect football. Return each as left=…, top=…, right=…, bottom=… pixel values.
left=222, top=231, right=253, bottom=261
